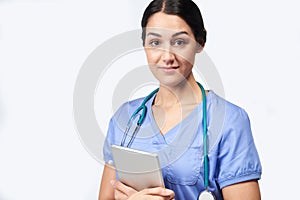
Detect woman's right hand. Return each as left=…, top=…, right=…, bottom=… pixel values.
left=128, top=187, right=175, bottom=200
left=111, top=180, right=175, bottom=200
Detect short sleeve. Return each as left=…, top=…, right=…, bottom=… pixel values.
left=216, top=108, right=262, bottom=189
left=103, top=118, right=116, bottom=165
left=102, top=100, right=138, bottom=165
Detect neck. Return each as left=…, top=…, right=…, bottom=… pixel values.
left=154, top=75, right=203, bottom=107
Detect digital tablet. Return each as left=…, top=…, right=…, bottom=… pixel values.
left=111, top=145, right=165, bottom=191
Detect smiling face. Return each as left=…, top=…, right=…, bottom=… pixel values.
left=144, top=12, right=201, bottom=87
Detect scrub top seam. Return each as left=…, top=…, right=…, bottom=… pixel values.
left=218, top=170, right=262, bottom=189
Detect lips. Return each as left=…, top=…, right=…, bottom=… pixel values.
left=158, top=66, right=179, bottom=72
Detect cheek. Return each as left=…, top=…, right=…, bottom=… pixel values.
left=145, top=49, right=160, bottom=64
left=144, top=47, right=196, bottom=66
left=176, top=50, right=196, bottom=67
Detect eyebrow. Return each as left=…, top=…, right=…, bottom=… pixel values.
left=147, top=31, right=189, bottom=38
left=172, top=31, right=189, bottom=37
left=147, top=32, right=162, bottom=37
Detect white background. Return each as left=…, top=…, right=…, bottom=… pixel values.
left=0, top=0, right=299, bottom=199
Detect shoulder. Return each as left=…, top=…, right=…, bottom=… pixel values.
left=208, top=91, right=253, bottom=148
left=105, top=96, right=146, bottom=142
left=111, top=96, right=145, bottom=122
left=209, top=90, right=249, bottom=120
left=211, top=93, right=262, bottom=188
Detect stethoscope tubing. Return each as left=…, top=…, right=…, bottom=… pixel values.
left=120, top=82, right=210, bottom=195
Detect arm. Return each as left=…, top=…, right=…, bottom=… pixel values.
left=98, top=164, right=116, bottom=200
left=222, top=180, right=261, bottom=200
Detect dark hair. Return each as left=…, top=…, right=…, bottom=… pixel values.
left=141, top=0, right=207, bottom=47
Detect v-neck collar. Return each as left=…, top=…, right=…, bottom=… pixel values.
left=145, top=91, right=212, bottom=145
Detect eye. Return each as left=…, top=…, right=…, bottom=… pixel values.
left=171, top=39, right=187, bottom=47
left=149, top=40, right=161, bottom=47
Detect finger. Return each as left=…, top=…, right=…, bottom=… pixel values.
left=141, top=187, right=175, bottom=198
left=128, top=194, right=170, bottom=200
left=143, top=194, right=174, bottom=200
left=111, top=180, right=137, bottom=196
left=114, top=189, right=128, bottom=200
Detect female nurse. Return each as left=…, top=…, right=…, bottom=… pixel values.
left=99, top=0, right=262, bottom=199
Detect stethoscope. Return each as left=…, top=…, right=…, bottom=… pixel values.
left=120, top=82, right=216, bottom=200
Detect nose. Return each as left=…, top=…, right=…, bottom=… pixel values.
left=162, top=49, right=175, bottom=65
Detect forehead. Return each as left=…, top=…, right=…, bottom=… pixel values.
left=146, top=12, right=194, bottom=36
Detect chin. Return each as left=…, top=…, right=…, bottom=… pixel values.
left=158, top=76, right=190, bottom=88
left=151, top=69, right=193, bottom=88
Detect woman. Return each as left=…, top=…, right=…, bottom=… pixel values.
left=99, top=0, right=262, bottom=199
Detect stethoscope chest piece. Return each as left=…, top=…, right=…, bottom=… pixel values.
left=198, top=190, right=216, bottom=200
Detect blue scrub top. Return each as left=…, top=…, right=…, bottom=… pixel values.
left=103, top=91, right=262, bottom=200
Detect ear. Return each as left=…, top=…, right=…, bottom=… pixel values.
left=195, top=37, right=205, bottom=53
left=196, top=43, right=204, bottom=53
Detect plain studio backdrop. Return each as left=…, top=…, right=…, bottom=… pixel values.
left=0, top=0, right=299, bottom=199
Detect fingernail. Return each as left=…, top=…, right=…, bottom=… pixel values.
left=110, top=180, right=116, bottom=187
left=162, top=188, right=173, bottom=195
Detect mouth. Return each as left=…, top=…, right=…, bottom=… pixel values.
left=158, top=66, right=180, bottom=72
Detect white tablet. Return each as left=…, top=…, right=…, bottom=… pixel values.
left=111, top=145, right=165, bottom=191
